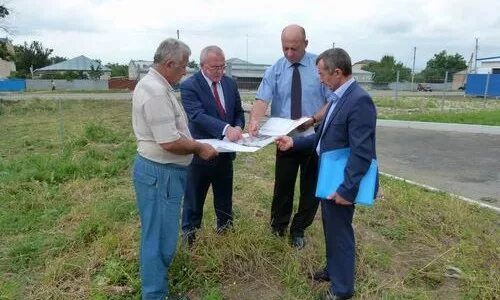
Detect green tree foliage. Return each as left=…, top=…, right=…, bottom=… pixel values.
left=188, top=60, right=199, bottom=70
left=49, top=56, right=67, bottom=65
left=14, top=41, right=54, bottom=78
left=362, top=55, right=411, bottom=83
left=88, top=60, right=104, bottom=80
left=0, top=5, right=9, bottom=18
left=105, top=63, right=128, bottom=77
left=421, top=51, right=467, bottom=82
left=39, top=71, right=88, bottom=80
left=0, top=41, right=14, bottom=61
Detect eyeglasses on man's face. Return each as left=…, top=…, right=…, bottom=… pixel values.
left=207, top=64, right=226, bottom=71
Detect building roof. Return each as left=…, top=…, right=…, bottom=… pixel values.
left=353, top=59, right=377, bottom=66
left=35, top=55, right=111, bottom=72
left=227, top=57, right=270, bottom=67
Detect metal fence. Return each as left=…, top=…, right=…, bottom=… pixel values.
left=466, top=74, right=500, bottom=97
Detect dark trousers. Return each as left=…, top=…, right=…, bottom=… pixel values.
left=182, top=156, right=233, bottom=233
left=321, top=200, right=355, bottom=297
left=271, top=149, right=318, bottom=237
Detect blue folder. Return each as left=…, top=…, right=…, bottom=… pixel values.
left=315, top=147, right=378, bottom=207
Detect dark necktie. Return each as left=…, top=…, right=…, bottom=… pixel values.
left=290, top=63, right=302, bottom=120
left=211, top=81, right=225, bottom=118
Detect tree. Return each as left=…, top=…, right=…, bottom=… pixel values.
left=88, top=60, right=104, bottom=80
left=14, top=41, right=54, bottom=78
left=0, top=5, right=8, bottom=18
left=50, top=56, right=67, bottom=65
left=421, top=51, right=467, bottom=82
left=105, top=63, right=128, bottom=77
left=188, top=60, right=199, bottom=70
left=362, top=55, right=411, bottom=84
left=0, top=41, right=14, bottom=61
left=0, top=5, right=10, bottom=33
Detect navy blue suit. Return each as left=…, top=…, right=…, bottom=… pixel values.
left=181, top=71, right=245, bottom=233
left=294, top=81, right=378, bottom=297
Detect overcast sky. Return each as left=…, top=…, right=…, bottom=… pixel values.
left=5, top=0, right=500, bottom=70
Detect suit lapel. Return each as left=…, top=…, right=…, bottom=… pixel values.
left=196, top=72, right=225, bottom=119
left=322, top=82, right=357, bottom=135
left=220, top=77, right=232, bottom=118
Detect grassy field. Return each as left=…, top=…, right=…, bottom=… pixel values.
left=373, top=96, right=500, bottom=125
left=0, top=99, right=499, bottom=299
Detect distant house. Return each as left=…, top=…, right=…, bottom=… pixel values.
left=128, top=60, right=153, bottom=80
left=351, top=59, right=375, bottom=87
left=128, top=60, right=197, bottom=81
left=0, top=38, right=16, bottom=78
left=352, top=59, right=377, bottom=72
left=33, top=55, right=111, bottom=79
left=225, top=58, right=270, bottom=89
left=128, top=58, right=269, bottom=89
left=475, top=56, right=500, bottom=74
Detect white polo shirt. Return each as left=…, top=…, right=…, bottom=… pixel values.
left=132, top=68, right=193, bottom=165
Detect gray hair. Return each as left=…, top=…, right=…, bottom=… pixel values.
left=153, top=38, right=191, bottom=64
left=199, top=45, right=225, bottom=66
left=316, top=48, right=352, bottom=76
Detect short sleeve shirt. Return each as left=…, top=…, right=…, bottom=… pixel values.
left=132, top=68, right=193, bottom=165
left=256, top=52, right=328, bottom=118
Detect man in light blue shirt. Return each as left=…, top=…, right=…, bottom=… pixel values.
left=248, top=24, right=329, bottom=249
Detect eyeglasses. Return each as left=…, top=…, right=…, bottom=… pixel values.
left=207, top=65, right=226, bottom=71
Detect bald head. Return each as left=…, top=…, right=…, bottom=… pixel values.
left=281, top=24, right=308, bottom=64
left=281, top=24, right=306, bottom=41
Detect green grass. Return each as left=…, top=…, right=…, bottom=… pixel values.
left=379, top=109, right=500, bottom=126
left=0, top=99, right=499, bottom=299
left=373, top=96, right=500, bottom=125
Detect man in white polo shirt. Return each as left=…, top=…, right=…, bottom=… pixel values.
left=132, top=38, right=217, bottom=300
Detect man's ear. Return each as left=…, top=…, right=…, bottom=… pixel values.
left=304, top=39, right=309, bottom=48
left=164, top=59, right=175, bottom=68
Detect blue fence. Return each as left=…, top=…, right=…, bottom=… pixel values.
left=0, top=79, right=26, bottom=92
left=466, top=74, right=500, bottom=97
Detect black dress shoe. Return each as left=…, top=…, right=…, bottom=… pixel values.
left=216, top=222, right=233, bottom=235
left=290, top=236, right=305, bottom=249
left=325, top=289, right=352, bottom=300
left=312, top=267, right=330, bottom=282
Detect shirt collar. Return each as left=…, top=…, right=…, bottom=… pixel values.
left=149, top=67, right=174, bottom=92
left=333, top=77, right=355, bottom=100
left=286, top=52, right=310, bottom=69
left=201, top=70, right=220, bottom=87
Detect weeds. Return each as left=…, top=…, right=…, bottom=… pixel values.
left=0, top=99, right=498, bottom=299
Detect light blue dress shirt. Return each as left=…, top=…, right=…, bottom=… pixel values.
left=256, top=52, right=328, bottom=118
left=316, top=77, right=355, bottom=155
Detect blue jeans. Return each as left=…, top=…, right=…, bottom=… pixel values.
left=132, top=155, right=187, bottom=300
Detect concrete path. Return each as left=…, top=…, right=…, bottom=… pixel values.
left=377, top=120, right=500, bottom=210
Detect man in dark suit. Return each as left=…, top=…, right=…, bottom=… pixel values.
left=181, top=45, right=245, bottom=246
left=276, top=48, right=378, bottom=300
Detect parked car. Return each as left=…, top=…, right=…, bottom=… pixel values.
left=417, top=83, right=432, bottom=92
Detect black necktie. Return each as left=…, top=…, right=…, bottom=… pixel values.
left=290, top=63, right=301, bottom=119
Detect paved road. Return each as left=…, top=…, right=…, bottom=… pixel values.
left=377, top=121, right=500, bottom=208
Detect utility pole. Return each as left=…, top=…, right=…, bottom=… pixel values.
left=332, top=42, right=335, bottom=49
left=177, top=29, right=180, bottom=40
left=474, top=37, right=478, bottom=73
left=411, top=46, right=416, bottom=91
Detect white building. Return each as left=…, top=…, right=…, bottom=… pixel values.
left=476, top=56, right=500, bottom=74
left=128, top=60, right=197, bottom=81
